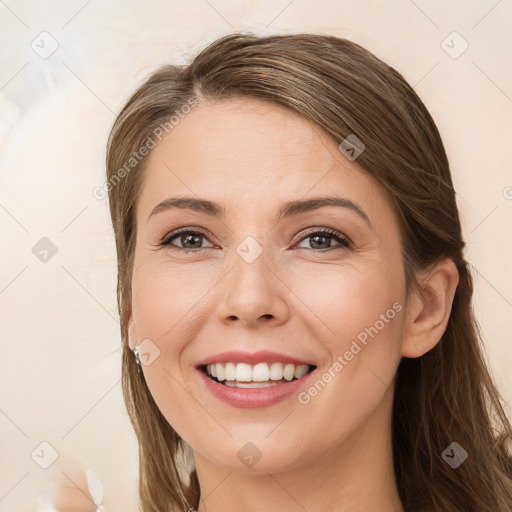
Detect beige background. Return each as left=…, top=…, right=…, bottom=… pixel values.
left=0, top=1, right=511, bottom=511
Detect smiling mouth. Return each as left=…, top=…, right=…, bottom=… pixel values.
left=199, top=363, right=317, bottom=388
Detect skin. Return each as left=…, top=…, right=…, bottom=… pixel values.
left=127, top=97, right=459, bottom=512
left=52, top=459, right=97, bottom=512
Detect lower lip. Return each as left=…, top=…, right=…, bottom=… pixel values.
left=196, top=367, right=316, bottom=409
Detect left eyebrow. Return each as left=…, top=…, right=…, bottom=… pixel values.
left=148, top=195, right=373, bottom=229
left=278, top=196, right=373, bottom=229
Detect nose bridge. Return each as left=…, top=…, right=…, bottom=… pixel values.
left=216, top=234, right=288, bottom=326
left=235, top=234, right=267, bottom=266
left=229, top=234, right=274, bottom=297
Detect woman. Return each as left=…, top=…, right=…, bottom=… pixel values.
left=103, top=32, right=512, bottom=511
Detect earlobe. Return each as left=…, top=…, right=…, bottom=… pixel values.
left=401, top=258, right=460, bottom=358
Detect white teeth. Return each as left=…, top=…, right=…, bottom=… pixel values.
left=235, top=363, right=252, bottom=382
left=283, top=364, right=296, bottom=381
left=205, top=362, right=311, bottom=383
left=252, top=363, right=270, bottom=382
left=224, top=380, right=281, bottom=388
left=225, top=362, right=236, bottom=381
left=269, top=362, right=283, bottom=380
left=215, top=363, right=225, bottom=381
left=294, top=364, right=310, bottom=379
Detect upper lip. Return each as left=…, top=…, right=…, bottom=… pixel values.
left=196, top=350, right=316, bottom=367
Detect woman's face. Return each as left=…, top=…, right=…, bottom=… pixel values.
left=129, top=97, right=408, bottom=473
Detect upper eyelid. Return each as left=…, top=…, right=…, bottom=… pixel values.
left=161, top=227, right=214, bottom=245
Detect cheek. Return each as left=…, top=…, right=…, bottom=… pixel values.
left=291, top=259, right=404, bottom=344
left=131, top=260, right=215, bottom=439
left=132, top=260, right=212, bottom=342
left=285, top=267, right=404, bottom=454
left=291, top=261, right=404, bottom=400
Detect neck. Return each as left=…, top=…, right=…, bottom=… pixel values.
left=193, top=389, right=404, bottom=512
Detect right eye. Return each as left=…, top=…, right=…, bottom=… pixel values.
left=160, top=229, right=216, bottom=253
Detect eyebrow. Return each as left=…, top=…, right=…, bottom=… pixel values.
left=148, top=195, right=373, bottom=228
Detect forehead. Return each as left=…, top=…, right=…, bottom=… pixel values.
left=137, top=97, right=392, bottom=226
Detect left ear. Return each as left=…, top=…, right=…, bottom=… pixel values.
left=401, top=258, right=460, bottom=358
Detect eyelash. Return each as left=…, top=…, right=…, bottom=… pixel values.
left=159, top=227, right=353, bottom=253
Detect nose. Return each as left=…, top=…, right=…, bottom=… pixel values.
left=215, top=242, right=290, bottom=329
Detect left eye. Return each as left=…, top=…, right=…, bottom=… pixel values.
left=296, top=229, right=352, bottom=250
left=160, top=228, right=352, bottom=252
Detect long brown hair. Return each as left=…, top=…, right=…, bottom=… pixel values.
left=105, top=32, right=512, bottom=511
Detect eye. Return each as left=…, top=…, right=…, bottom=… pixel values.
left=160, top=227, right=352, bottom=253
left=295, top=228, right=352, bottom=251
left=160, top=229, right=215, bottom=252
